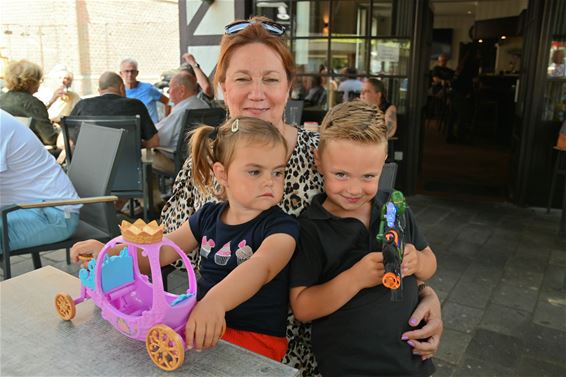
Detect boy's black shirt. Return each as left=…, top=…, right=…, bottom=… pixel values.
left=289, top=191, right=435, bottom=377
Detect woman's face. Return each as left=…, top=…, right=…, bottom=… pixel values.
left=221, top=43, right=291, bottom=128
left=360, top=81, right=382, bottom=106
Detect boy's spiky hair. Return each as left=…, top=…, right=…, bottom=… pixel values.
left=319, top=100, right=388, bottom=152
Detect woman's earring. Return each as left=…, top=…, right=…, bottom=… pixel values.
left=231, top=118, right=239, bottom=133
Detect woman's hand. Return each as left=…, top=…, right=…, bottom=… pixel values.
left=401, top=243, right=420, bottom=277
left=402, top=286, right=443, bottom=360
left=70, top=240, right=104, bottom=267
left=185, top=297, right=227, bottom=351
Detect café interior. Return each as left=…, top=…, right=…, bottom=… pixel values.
left=248, top=0, right=565, bottom=208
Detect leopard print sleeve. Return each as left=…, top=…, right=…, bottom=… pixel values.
left=160, top=157, right=215, bottom=233
left=278, top=127, right=323, bottom=216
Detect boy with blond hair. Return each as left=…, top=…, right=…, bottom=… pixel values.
left=289, top=100, right=437, bottom=377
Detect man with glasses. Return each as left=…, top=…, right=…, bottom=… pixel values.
left=120, top=58, right=170, bottom=124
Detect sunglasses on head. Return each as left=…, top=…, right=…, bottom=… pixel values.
left=224, top=20, right=286, bottom=36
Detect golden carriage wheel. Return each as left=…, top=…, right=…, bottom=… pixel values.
left=54, top=293, right=76, bottom=320
left=146, top=324, right=185, bottom=371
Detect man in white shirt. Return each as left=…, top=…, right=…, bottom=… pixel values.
left=151, top=71, right=209, bottom=174
left=0, top=110, right=80, bottom=252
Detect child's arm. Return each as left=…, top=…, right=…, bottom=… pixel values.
left=402, top=244, right=437, bottom=281
left=290, top=251, right=384, bottom=322
left=69, top=221, right=198, bottom=273
left=185, top=233, right=296, bottom=351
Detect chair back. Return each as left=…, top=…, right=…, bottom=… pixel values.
left=285, top=100, right=304, bottom=126
left=379, top=162, right=398, bottom=191
left=61, top=115, right=143, bottom=195
left=175, top=108, right=226, bottom=173
left=68, top=124, right=124, bottom=235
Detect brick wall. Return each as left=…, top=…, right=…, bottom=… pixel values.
left=0, top=0, right=180, bottom=96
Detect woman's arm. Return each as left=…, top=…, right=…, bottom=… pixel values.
left=385, top=105, right=397, bottom=139
left=402, top=285, right=443, bottom=360
left=185, top=233, right=296, bottom=350
left=290, top=252, right=384, bottom=322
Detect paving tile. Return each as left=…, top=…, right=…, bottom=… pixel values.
left=434, top=328, right=472, bottom=365
left=452, top=356, right=513, bottom=377
left=436, top=252, right=470, bottom=273
left=501, top=266, right=544, bottom=288
left=413, top=205, right=451, bottom=227
left=498, top=215, right=530, bottom=233
left=447, top=239, right=482, bottom=260
left=505, top=249, right=549, bottom=274
left=455, top=224, right=492, bottom=245
left=549, top=248, right=566, bottom=267
left=533, top=291, right=566, bottom=332
left=470, top=210, right=504, bottom=227
left=442, top=301, right=484, bottom=334
left=432, top=359, right=456, bottom=377
left=491, top=281, right=539, bottom=313
left=448, top=263, right=502, bottom=309
left=465, top=329, right=523, bottom=369
left=541, top=264, right=566, bottom=293
left=521, top=323, right=566, bottom=366
left=514, top=356, right=566, bottom=377
left=423, top=227, right=461, bottom=248
left=41, top=249, right=69, bottom=263
left=471, top=244, right=513, bottom=269
left=437, top=211, right=476, bottom=231
left=482, top=233, right=520, bottom=255
left=478, top=303, right=530, bottom=337
left=429, top=270, right=461, bottom=304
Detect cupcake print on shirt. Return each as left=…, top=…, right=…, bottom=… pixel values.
left=235, top=240, right=253, bottom=265
left=214, top=242, right=232, bottom=266
left=200, top=236, right=215, bottom=258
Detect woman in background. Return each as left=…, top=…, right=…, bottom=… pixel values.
left=0, top=60, right=58, bottom=146
left=361, top=78, right=397, bottom=138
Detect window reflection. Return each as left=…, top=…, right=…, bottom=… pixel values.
left=370, top=39, right=411, bottom=76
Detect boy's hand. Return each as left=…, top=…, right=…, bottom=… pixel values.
left=185, top=298, right=226, bottom=351
left=402, top=243, right=420, bottom=277
left=70, top=240, right=104, bottom=267
left=352, top=252, right=384, bottom=289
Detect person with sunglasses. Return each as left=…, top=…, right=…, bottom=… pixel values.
left=120, top=58, right=170, bottom=123
left=160, top=16, right=443, bottom=377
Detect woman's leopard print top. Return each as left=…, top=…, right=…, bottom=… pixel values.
left=160, top=126, right=323, bottom=376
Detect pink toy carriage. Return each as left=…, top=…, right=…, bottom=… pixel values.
left=54, top=220, right=197, bottom=371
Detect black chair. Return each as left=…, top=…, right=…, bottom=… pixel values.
left=61, top=115, right=154, bottom=221
left=153, top=107, right=226, bottom=177
left=379, top=162, right=398, bottom=191
left=1, top=124, right=124, bottom=279
left=285, top=100, right=304, bottom=126
left=302, top=109, right=327, bottom=125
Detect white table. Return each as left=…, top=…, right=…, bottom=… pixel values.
left=0, top=266, right=299, bottom=377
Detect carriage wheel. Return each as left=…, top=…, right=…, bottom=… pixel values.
left=146, top=324, right=185, bottom=371
left=54, top=293, right=76, bottom=320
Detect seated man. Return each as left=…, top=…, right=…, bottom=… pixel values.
left=36, top=66, right=81, bottom=124
left=70, top=71, right=159, bottom=148
left=0, top=110, right=80, bottom=252
left=152, top=71, right=209, bottom=173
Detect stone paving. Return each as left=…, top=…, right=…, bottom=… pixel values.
left=2, top=195, right=565, bottom=376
